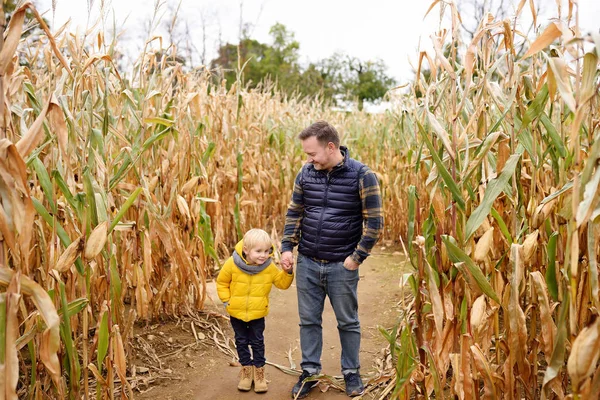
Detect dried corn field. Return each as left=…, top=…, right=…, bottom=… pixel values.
left=0, top=0, right=599, bottom=399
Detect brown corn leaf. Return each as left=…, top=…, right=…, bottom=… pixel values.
left=524, top=22, right=561, bottom=58
left=427, top=111, right=456, bottom=160
left=509, top=244, right=529, bottom=381
left=85, top=221, right=109, bottom=260
left=15, top=99, right=56, bottom=159
left=471, top=344, right=497, bottom=400
left=426, top=261, right=444, bottom=336
left=0, top=201, right=16, bottom=253
left=0, top=140, right=35, bottom=263
left=25, top=4, right=72, bottom=76
left=87, top=363, right=108, bottom=387
left=47, top=95, right=69, bottom=157
left=533, top=198, right=557, bottom=229
left=567, top=318, right=600, bottom=389
left=112, top=325, right=127, bottom=381
left=470, top=295, right=487, bottom=332
left=0, top=3, right=27, bottom=75
left=547, top=64, right=557, bottom=101
left=474, top=228, right=494, bottom=262
left=55, top=237, right=82, bottom=273
left=0, top=268, right=63, bottom=395
left=176, top=195, right=191, bottom=221
left=181, top=176, right=201, bottom=196
left=431, top=34, right=457, bottom=80
left=423, top=0, right=441, bottom=19
left=529, top=0, right=537, bottom=29
left=531, top=272, right=557, bottom=364
left=461, top=335, right=474, bottom=400
left=522, top=230, right=539, bottom=264
left=547, top=56, right=577, bottom=112
left=3, top=275, right=21, bottom=400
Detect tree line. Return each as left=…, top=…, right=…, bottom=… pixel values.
left=209, top=23, right=396, bottom=111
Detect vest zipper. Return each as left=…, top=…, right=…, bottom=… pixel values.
left=316, top=171, right=331, bottom=257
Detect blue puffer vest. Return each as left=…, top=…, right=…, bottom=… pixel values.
left=298, top=147, right=365, bottom=261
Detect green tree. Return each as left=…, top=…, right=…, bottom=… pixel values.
left=320, top=54, right=396, bottom=110
left=211, top=23, right=333, bottom=99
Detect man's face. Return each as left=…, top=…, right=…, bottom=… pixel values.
left=302, top=136, right=335, bottom=171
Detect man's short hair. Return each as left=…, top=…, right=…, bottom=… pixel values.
left=243, top=228, right=272, bottom=250
left=298, top=121, right=340, bottom=148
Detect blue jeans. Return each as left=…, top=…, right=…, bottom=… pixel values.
left=230, top=316, right=266, bottom=367
left=296, top=252, right=360, bottom=374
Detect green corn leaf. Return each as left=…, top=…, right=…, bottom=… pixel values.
left=95, top=193, right=108, bottom=224
left=442, top=235, right=501, bottom=304
left=417, top=121, right=465, bottom=211
left=540, top=113, right=567, bottom=158
left=97, top=308, right=109, bottom=371
left=108, top=187, right=142, bottom=233
left=108, top=153, right=132, bottom=191
left=521, top=84, right=549, bottom=129
left=32, top=198, right=85, bottom=274
left=465, top=153, right=521, bottom=241
left=546, top=232, right=559, bottom=301
left=52, top=170, right=79, bottom=215
left=83, top=169, right=98, bottom=227
left=491, top=207, right=513, bottom=245
left=32, top=198, right=71, bottom=248
left=588, top=223, right=599, bottom=310
left=424, top=345, right=443, bottom=399
left=31, top=157, right=57, bottom=214
left=143, top=117, right=175, bottom=127
left=59, top=280, right=81, bottom=394
left=110, top=256, right=122, bottom=317
left=58, top=298, right=89, bottom=319
left=540, top=181, right=573, bottom=205
left=201, top=142, right=216, bottom=165
left=407, top=185, right=417, bottom=267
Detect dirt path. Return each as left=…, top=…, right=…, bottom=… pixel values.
left=136, top=248, right=407, bottom=399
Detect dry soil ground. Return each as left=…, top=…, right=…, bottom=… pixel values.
left=133, top=248, right=408, bottom=400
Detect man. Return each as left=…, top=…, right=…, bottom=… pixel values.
left=281, top=121, right=383, bottom=398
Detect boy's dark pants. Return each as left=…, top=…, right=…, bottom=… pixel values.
left=230, top=316, right=266, bottom=367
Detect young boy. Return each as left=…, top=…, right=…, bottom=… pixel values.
left=216, top=228, right=294, bottom=393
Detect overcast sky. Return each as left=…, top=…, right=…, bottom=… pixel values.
left=36, top=0, right=600, bottom=82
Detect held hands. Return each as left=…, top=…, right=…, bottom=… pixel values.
left=281, top=251, right=294, bottom=274
left=343, top=256, right=360, bottom=271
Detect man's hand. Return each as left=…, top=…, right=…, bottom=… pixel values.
left=281, top=251, right=294, bottom=271
left=282, top=262, right=294, bottom=274
left=343, top=256, right=360, bottom=271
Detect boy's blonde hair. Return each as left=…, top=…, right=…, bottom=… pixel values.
left=243, top=229, right=272, bottom=250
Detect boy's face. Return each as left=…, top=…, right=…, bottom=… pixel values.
left=244, top=244, right=271, bottom=265
left=302, top=136, right=336, bottom=171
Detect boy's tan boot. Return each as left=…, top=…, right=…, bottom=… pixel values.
left=237, top=366, right=253, bottom=391
left=253, top=366, right=268, bottom=393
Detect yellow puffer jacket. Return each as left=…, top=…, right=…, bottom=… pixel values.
left=216, top=240, right=294, bottom=322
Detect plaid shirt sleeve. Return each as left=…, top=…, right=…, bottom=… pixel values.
left=281, top=170, right=304, bottom=253
left=350, top=168, right=384, bottom=264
